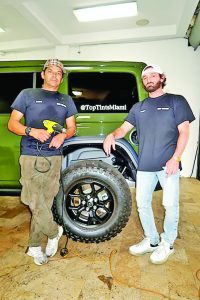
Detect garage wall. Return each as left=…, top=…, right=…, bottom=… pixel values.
left=0, top=38, right=199, bottom=177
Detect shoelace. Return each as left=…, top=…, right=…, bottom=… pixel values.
left=32, top=248, right=45, bottom=258
left=155, top=243, right=168, bottom=254
left=31, top=247, right=41, bottom=254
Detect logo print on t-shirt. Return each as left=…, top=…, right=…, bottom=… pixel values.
left=57, top=103, right=66, bottom=108
left=157, top=107, right=169, bottom=110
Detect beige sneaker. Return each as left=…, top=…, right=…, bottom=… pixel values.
left=150, top=239, right=174, bottom=264
left=129, top=238, right=158, bottom=256
left=27, top=246, right=48, bottom=266
left=45, top=226, right=63, bottom=257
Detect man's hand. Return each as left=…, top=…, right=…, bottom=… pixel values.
left=103, top=134, right=116, bottom=156
left=103, top=122, right=133, bottom=156
left=165, top=157, right=179, bottom=176
left=49, top=133, right=66, bottom=149
left=30, top=128, right=50, bottom=143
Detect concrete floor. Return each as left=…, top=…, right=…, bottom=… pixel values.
left=0, top=178, right=200, bottom=300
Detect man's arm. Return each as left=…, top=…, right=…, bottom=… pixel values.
left=49, top=115, right=76, bottom=149
left=165, top=120, right=190, bottom=175
left=103, top=121, right=134, bottom=155
left=8, top=110, right=26, bottom=135
left=65, top=116, right=77, bottom=139
left=8, top=109, right=50, bottom=142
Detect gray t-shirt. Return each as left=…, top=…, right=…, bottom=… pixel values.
left=125, top=93, right=195, bottom=171
left=11, top=88, right=78, bottom=156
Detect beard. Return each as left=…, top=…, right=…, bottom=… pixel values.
left=143, top=80, right=162, bottom=92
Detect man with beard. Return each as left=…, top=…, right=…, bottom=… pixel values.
left=103, top=65, right=195, bottom=264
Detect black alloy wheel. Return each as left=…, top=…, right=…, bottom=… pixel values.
left=52, top=160, right=132, bottom=243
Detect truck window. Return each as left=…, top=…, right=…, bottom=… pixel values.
left=36, top=72, right=43, bottom=88
left=68, top=72, right=138, bottom=113
left=0, top=73, right=34, bottom=113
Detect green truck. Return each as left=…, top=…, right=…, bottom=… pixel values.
left=0, top=60, right=147, bottom=243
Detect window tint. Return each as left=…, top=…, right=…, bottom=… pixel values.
left=68, top=72, right=138, bottom=113
left=36, top=72, right=43, bottom=88
left=0, top=73, right=33, bottom=113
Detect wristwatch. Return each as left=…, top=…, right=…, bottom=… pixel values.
left=25, top=127, right=32, bottom=136
left=173, top=156, right=181, bottom=162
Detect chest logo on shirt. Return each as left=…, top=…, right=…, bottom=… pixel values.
left=35, top=100, right=43, bottom=103
left=57, top=102, right=66, bottom=108
left=140, top=109, right=146, bottom=113
left=157, top=107, right=170, bottom=110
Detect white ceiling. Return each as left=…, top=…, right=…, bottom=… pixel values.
left=0, top=0, right=199, bottom=54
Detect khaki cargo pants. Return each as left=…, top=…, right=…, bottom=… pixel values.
left=19, top=155, right=62, bottom=247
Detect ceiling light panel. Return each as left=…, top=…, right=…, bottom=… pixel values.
left=73, top=2, right=138, bottom=22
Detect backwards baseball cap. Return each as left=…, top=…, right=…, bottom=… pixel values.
left=141, top=64, right=164, bottom=77
left=43, top=59, right=66, bottom=73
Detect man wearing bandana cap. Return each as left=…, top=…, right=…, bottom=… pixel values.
left=8, top=59, right=78, bottom=265
left=104, top=64, right=195, bottom=264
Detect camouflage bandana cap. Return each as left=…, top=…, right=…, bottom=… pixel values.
left=43, top=59, right=66, bottom=73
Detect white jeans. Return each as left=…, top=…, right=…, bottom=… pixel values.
left=136, top=169, right=180, bottom=246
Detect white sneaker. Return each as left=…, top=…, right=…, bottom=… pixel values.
left=27, top=246, right=48, bottom=266
left=45, top=226, right=63, bottom=257
left=150, top=239, right=174, bottom=264
left=129, top=238, right=158, bottom=256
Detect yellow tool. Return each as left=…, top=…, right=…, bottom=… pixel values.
left=43, top=120, right=67, bottom=134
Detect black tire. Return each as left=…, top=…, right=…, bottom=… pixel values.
left=52, top=160, right=132, bottom=243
